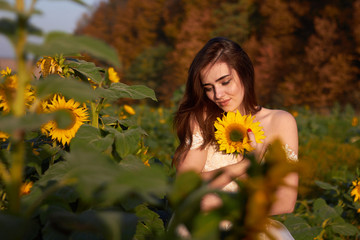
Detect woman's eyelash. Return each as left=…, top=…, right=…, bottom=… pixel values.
left=222, top=79, right=231, bottom=85
left=204, top=87, right=212, bottom=92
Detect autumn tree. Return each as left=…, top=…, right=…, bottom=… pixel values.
left=74, top=0, right=360, bottom=110
left=280, top=1, right=358, bottom=109
left=160, top=0, right=220, bottom=103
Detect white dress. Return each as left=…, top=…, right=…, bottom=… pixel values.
left=184, top=131, right=298, bottom=240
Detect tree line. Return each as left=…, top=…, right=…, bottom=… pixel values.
left=74, top=0, right=360, bottom=111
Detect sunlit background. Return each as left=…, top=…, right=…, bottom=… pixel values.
left=0, top=0, right=100, bottom=58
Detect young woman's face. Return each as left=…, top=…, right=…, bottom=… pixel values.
left=201, top=62, right=245, bottom=113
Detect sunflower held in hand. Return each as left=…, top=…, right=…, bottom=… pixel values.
left=214, top=110, right=265, bottom=155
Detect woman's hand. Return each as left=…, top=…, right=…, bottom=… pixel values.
left=201, top=193, right=223, bottom=212
left=247, top=128, right=264, bottom=161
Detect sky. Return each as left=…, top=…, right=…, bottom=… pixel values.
left=0, top=0, right=101, bottom=58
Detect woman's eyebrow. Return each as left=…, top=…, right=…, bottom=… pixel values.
left=202, top=74, right=230, bottom=86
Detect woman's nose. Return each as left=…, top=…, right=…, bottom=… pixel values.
left=214, top=87, right=225, bottom=99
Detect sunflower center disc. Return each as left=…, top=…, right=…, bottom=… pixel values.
left=229, top=130, right=244, bottom=142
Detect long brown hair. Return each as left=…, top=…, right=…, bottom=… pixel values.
left=172, top=37, right=259, bottom=167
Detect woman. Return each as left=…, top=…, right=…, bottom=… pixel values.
left=173, top=37, right=298, bottom=239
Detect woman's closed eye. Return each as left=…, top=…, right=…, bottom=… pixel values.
left=221, top=79, right=231, bottom=86
left=204, top=86, right=212, bottom=92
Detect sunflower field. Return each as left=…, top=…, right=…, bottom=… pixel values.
left=1, top=0, right=360, bottom=239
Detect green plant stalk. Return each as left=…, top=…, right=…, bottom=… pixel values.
left=8, top=139, right=25, bottom=213
left=90, top=102, right=99, bottom=128
left=12, top=0, right=29, bottom=117
left=5, top=0, right=29, bottom=214
left=90, top=98, right=105, bottom=128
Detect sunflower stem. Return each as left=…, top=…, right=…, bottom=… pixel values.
left=6, top=0, right=28, bottom=215
left=13, top=0, right=29, bottom=117
left=49, top=141, right=57, bottom=167
left=90, top=102, right=99, bottom=128
left=8, top=134, right=25, bottom=214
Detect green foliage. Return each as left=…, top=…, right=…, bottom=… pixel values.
left=284, top=172, right=360, bottom=239
left=27, top=32, right=121, bottom=68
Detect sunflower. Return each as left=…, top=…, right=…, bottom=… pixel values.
left=20, top=182, right=33, bottom=196
left=351, top=179, right=360, bottom=202
left=37, top=56, right=63, bottom=77
left=214, top=110, right=266, bottom=155
left=41, top=94, right=88, bottom=145
left=352, top=117, right=358, bottom=127
left=124, top=104, right=136, bottom=115
left=0, top=131, right=9, bottom=142
left=0, top=68, right=35, bottom=112
left=108, top=67, right=120, bottom=83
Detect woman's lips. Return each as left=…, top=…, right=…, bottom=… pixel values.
left=217, top=99, right=230, bottom=107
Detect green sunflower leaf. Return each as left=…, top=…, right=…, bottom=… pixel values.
left=67, top=60, right=104, bottom=84
left=26, top=32, right=121, bottom=68
left=331, top=223, right=359, bottom=236
left=34, top=74, right=96, bottom=102
left=134, top=204, right=165, bottom=239
left=110, top=126, right=147, bottom=158
left=95, top=83, right=157, bottom=101
left=70, top=124, right=114, bottom=152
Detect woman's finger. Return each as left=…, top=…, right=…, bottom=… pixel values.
left=201, top=193, right=222, bottom=212
left=247, top=128, right=262, bottom=159
left=247, top=128, right=256, bottom=148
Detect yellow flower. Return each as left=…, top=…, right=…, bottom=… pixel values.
left=108, top=67, right=120, bottom=83
left=292, top=111, right=298, bottom=118
left=20, top=182, right=33, bottom=196
left=0, top=67, right=11, bottom=76
left=352, top=117, right=358, bottom=127
left=37, top=56, right=62, bottom=77
left=119, top=112, right=127, bottom=119
left=87, top=77, right=98, bottom=90
left=144, top=159, right=150, bottom=167
left=0, top=68, right=35, bottom=112
left=158, top=107, right=163, bottom=117
left=214, top=110, right=266, bottom=154
left=351, top=180, right=360, bottom=202
left=124, top=104, right=136, bottom=115
left=0, top=131, right=9, bottom=142
left=41, top=94, right=88, bottom=145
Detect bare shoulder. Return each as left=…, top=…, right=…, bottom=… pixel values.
left=257, top=108, right=298, bottom=146
left=256, top=108, right=295, bottom=124
left=268, top=109, right=298, bottom=150
left=271, top=109, right=297, bottom=125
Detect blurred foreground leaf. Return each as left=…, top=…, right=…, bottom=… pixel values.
left=35, top=74, right=96, bottom=102
left=0, top=113, right=53, bottom=133
left=26, top=32, right=121, bottom=68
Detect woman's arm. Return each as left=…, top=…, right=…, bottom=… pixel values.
left=177, top=148, right=249, bottom=189
left=177, top=149, right=250, bottom=211
left=267, top=111, right=299, bottom=215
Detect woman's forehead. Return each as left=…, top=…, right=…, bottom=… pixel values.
left=201, top=62, right=233, bottom=83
